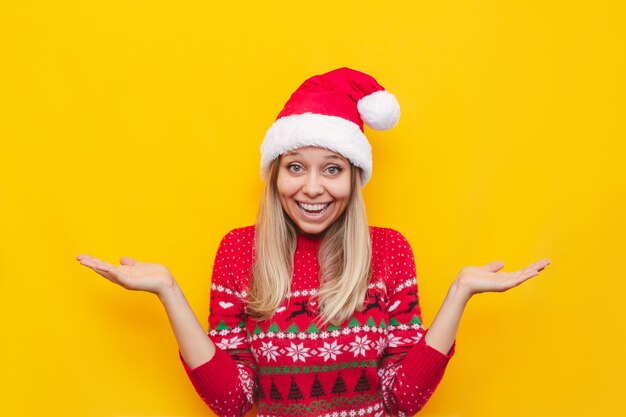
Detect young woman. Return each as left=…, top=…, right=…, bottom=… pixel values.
left=77, top=67, right=550, bottom=417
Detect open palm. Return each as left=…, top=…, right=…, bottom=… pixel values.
left=455, top=258, right=551, bottom=298
left=76, top=254, right=174, bottom=295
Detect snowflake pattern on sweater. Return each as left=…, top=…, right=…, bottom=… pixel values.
left=181, top=226, right=455, bottom=417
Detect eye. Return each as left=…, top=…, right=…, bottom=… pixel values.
left=287, top=163, right=303, bottom=173
left=326, top=165, right=343, bottom=175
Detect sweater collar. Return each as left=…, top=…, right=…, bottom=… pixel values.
left=296, top=232, right=323, bottom=252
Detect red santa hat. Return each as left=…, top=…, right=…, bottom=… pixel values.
left=260, top=67, right=400, bottom=186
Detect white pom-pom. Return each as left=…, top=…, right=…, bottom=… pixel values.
left=357, top=90, right=400, bottom=131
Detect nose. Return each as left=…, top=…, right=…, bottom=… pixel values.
left=302, top=172, right=324, bottom=197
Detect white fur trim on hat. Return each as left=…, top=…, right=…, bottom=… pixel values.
left=260, top=113, right=373, bottom=186
left=357, top=90, right=400, bottom=131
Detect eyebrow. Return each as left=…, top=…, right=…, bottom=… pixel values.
left=284, top=152, right=347, bottom=161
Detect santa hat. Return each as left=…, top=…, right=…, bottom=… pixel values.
left=260, top=67, right=400, bottom=186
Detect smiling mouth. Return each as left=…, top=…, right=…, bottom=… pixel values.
left=296, top=201, right=332, bottom=216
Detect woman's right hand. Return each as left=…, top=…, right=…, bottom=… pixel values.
left=76, top=254, right=175, bottom=296
left=78, top=253, right=216, bottom=367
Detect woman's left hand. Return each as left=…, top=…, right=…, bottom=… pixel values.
left=424, top=258, right=551, bottom=354
left=453, top=258, right=551, bottom=301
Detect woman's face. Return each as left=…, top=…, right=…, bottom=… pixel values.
left=277, top=146, right=352, bottom=236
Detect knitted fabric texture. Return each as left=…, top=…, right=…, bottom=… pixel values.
left=181, top=226, right=455, bottom=417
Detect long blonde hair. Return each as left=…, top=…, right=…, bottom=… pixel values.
left=247, top=157, right=373, bottom=326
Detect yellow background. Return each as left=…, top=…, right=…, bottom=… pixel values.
left=1, top=1, right=625, bottom=416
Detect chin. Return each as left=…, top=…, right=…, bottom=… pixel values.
left=296, top=223, right=329, bottom=236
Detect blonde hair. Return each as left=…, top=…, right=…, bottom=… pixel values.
left=247, top=157, right=372, bottom=326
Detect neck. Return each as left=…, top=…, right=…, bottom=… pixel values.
left=296, top=231, right=323, bottom=251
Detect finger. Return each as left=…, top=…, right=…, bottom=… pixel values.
left=77, top=254, right=112, bottom=269
left=518, top=269, right=538, bottom=284
left=78, top=255, right=119, bottom=276
left=88, top=262, right=128, bottom=287
left=523, top=259, right=550, bottom=276
left=483, top=260, right=505, bottom=273
left=78, top=257, right=118, bottom=281
left=77, top=255, right=136, bottom=290
left=493, top=271, right=532, bottom=292
left=120, top=256, right=137, bottom=266
left=517, top=265, right=544, bottom=282
left=76, top=254, right=95, bottom=262
left=534, top=258, right=551, bottom=271
left=76, top=254, right=99, bottom=268
left=93, top=266, right=119, bottom=282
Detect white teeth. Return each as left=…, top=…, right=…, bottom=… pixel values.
left=298, top=202, right=330, bottom=211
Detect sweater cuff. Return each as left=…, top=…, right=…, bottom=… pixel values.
left=400, top=332, right=455, bottom=388
left=179, top=347, right=239, bottom=400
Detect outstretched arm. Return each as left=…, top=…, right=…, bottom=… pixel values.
left=157, top=282, right=216, bottom=368
left=76, top=254, right=215, bottom=368
left=425, top=259, right=551, bottom=354
left=77, top=228, right=259, bottom=417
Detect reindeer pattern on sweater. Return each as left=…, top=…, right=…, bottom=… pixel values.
left=181, top=226, right=455, bottom=417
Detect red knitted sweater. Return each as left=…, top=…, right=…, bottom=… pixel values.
left=181, top=226, right=455, bottom=417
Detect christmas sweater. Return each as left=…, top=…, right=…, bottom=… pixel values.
left=181, top=226, right=455, bottom=417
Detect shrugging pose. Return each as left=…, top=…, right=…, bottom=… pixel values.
left=77, top=67, right=550, bottom=417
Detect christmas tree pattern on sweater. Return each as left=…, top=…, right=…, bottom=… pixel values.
left=181, top=226, right=455, bottom=417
